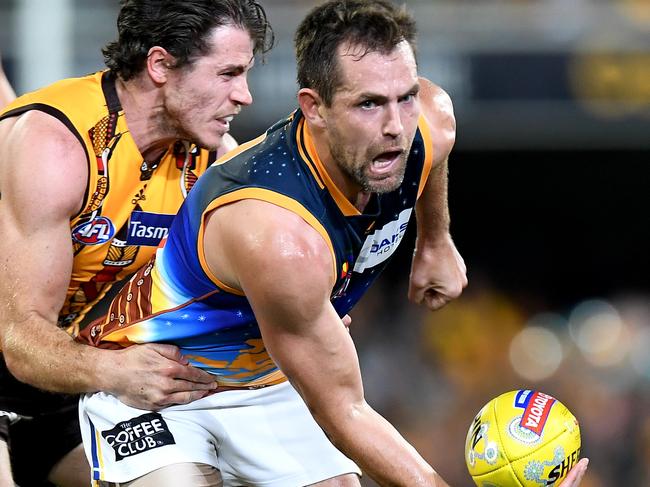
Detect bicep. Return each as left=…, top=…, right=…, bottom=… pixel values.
left=0, top=112, right=87, bottom=327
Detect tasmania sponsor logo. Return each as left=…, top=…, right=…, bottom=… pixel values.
left=126, top=211, right=175, bottom=247
left=519, top=391, right=556, bottom=435
left=354, top=208, right=412, bottom=273
left=101, top=412, right=175, bottom=461
left=72, top=216, right=115, bottom=245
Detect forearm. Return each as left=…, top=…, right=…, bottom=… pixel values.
left=316, top=401, right=449, bottom=487
left=2, top=312, right=107, bottom=394
left=416, top=158, right=451, bottom=246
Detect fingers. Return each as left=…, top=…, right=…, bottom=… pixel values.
left=145, top=342, right=189, bottom=364
left=163, top=389, right=216, bottom=406
left=120, top=387, right=214, bottom=411
left=407, top=267, right=467, bottom=310
left=408, top=238, right=468, bottom=311
left=111, top=344, right=219, bottom=410
left=143, top=343, right=216, bottom=384
left=407, top=281, right=425, bottom=305
left=423, top=289, right=453, bottom=311
left=118, top=375, right=218, bottom=410
left=170, top=362, right=219, bottom=385
left=558, top=458, right=589, bottom=487
left=410, top=285, right=462, bottom=311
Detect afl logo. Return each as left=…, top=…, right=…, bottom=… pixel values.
left=72, top=216, right=115, bottom=245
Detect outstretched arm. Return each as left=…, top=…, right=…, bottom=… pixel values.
left=0, top=53, right=16, bottom=108
left=0, top=111, right=216, bottom=409
left=205, top=199, right=450, bottom=487
left=408, top=78, right=467, bottom=310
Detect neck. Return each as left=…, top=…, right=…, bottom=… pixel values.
left=353, top=191, right=372, bottom=212
left=115, top=76, right=176, bottom=162
left=309, top=123, right=364, bottom=205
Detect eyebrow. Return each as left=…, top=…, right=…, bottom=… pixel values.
left=356, top=82, right=420, bottom=102
left=219, top=55, right=255, bottom=72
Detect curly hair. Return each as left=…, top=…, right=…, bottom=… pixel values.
left=103, top=0, right=274, bottom=80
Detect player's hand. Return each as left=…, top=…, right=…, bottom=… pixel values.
left=105, top=343, right=218, bottom=410
left=407, top=233, right=467, bottom=310
left=557, top=458, right=589, bottom=487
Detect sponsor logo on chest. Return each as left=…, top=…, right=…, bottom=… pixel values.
left=101, top=412, right=175, bottom=461
left=353, top=208, right=412, bottom=273
left=126, top=211, right=175, bottom=247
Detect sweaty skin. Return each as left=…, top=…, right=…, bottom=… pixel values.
left=203, top=36, right=462, bottom=485
left=0, top=25, right=255, bottom=411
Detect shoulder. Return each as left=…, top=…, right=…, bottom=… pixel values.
left=8, top=109, right=85, bottom=148
left=218, top=198, right=333, bottom=269
left=0, top=110, right=88, bottom=218
left=418, top=77, right=456, bottom=163
left=206, top=198, right=336, bottom=294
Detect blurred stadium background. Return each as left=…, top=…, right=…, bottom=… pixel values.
left=1, top=1, right=648, bottom=485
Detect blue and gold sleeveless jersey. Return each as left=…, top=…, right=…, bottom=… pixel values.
left=81, top=109, right=434, bottom=387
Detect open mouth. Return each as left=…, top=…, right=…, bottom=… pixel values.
left=371, top=150, right=403, bottom=173
left=216, top=115, right=234, bottom=132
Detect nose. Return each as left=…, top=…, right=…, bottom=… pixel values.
left=231, top=75, right=253, bottom=107
left=383, top=102, right=403, bottom=138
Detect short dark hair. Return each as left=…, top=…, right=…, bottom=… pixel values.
left=103, top=0, right=274, bottom=80
left=295, top=0, right=416, bottom=106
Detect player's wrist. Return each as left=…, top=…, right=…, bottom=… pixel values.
left=86, top=346, right=117, bottom=394
left=413, top=233, right=454, bottom=260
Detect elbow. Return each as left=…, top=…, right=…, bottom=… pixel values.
left=310, top=398, right=368, bottom=447
left=2, top=348, right=32, bottom=384
left=1, top=328, right=41, bottom=386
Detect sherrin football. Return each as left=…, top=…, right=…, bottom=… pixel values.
left=465, top=390, right=581, bottom=487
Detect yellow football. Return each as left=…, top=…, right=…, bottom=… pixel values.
left=465, top=390, right=581, bottom=487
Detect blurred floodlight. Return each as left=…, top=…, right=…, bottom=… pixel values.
left=568, top=299, right=628, bottom=367
left=509, top=326, right=563, bottom=382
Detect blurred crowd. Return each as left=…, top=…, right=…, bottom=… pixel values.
left=352, top=273, right=650, bottom=486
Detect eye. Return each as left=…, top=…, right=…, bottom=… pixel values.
left=400, top=92, right=417, bottom=103
left=359, top=100, right=377, bottom=109
left=220, top=67, right=245, bottom=79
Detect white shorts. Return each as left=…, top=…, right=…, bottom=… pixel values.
left=79, top=382, right=359, bottom=486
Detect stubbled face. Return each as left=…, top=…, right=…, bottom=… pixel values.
left=323, top=40, right=420, bottom=194
left=162, top=25, right=255, bottom=150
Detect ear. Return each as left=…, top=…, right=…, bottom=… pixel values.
left=146, top=46, right=174, bottom=84
left=297, top=88, right=327, bottom=129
